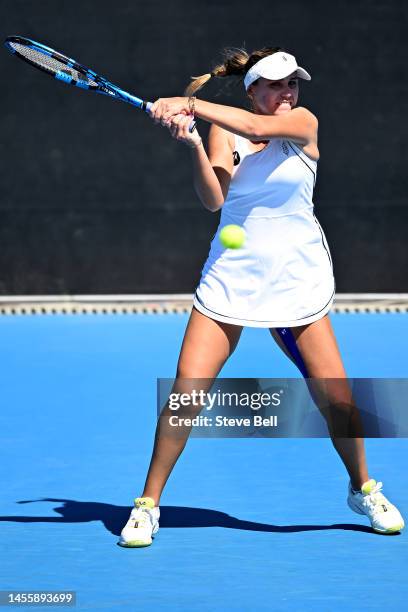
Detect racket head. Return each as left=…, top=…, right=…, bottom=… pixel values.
left=4, top=36, right=101, bottom=90
left=4, top=35, right=192, bottom=124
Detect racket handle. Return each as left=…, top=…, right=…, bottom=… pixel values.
left=145, top=101, right=196, bottom=133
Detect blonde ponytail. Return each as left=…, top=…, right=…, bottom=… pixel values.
left=184, top=47, right=249, bottom=96
left=183, top=46, right=283, bottom=97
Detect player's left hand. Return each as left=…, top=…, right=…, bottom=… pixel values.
left=149, top=97, right=190, bottom=125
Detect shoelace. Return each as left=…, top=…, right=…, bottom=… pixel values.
left=129, top=507, right=152, bottom=528
left=362, top=482, right=390, bottom=514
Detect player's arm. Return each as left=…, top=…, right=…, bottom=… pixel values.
left=167, top=115, right=232, bottom=212
left=150, top=98, right=317, bottom=146
left=190, top=127, right=232, bottom=212
left=195, top=101, right=317, bottom=146
left=206, top=124, right=234, bottom=202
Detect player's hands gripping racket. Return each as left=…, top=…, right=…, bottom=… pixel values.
left=4, top=36, right=196, bottom=132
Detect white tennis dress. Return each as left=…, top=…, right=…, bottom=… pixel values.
left=193, top=134, right=335, bottom=327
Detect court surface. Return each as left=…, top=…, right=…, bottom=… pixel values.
left=1, top=311, right=407, bottom=611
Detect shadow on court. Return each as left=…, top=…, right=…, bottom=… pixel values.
left=0, top=498, right=384, bottom=536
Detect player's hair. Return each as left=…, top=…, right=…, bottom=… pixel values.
left=184, top=46, right=284, bottom=96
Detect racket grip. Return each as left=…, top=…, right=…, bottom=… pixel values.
left=145, top=101, right=196, bottom=133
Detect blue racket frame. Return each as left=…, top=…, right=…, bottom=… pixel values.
left=4, top=36, right=151, bottom=111
left=4, top=35, right=195, bottom=122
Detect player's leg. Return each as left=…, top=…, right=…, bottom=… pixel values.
left=270, top=316, right=369, bottom=489
left=270, top=316, right=404, bottom=533
left=119, top=309, right=242, bottom=547
left=294, top=316, right=369, bottom=488
left=142, top=307, right=243, bottom=504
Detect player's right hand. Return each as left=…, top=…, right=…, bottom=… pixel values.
left=165, top=114, right=202, bottom=149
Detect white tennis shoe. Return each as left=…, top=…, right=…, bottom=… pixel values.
left=118, top=497, right=160, bottom=547
left=347, top=479, right=405, bottom=534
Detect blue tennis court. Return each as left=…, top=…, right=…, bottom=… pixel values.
left=1, top=307, right=407, bottom=611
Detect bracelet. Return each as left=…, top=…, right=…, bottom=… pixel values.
left=188, top=95, right=196, bottom=116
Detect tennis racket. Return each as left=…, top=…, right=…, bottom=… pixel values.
left=4, top=35, right=196, bottom=131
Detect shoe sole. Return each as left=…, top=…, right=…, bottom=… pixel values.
left=118, top=539, right=153, bottom=548
left=348, top=497, right=404, bottom=534
left=118, top=525, right=159, bottom=548
left=373, top=524, right=405, bottom=534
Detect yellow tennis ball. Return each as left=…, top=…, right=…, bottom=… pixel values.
left=219, top=224, right=246, bottom=249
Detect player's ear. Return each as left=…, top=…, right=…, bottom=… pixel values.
left=247, top=85, right=255, bottom=110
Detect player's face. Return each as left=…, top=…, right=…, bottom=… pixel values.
left=248, top=73, right=299, bottom=115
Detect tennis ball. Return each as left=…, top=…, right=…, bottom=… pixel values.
left=219, top=224, right=246, bottom=249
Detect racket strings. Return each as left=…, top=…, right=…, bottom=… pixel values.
left=9, top=41, right=98, bottom=87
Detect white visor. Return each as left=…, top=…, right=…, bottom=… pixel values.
left=244, top=52, right=311, bottom=90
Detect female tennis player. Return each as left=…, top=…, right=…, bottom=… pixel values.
left=119, top=46, right=404, bottom=546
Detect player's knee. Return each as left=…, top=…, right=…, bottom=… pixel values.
left=319, top=400, right=364, bottom=437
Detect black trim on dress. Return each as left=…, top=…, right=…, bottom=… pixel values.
left=194, top=286, right=335, bottom=326
left=287, top=141, right=316, bottom=187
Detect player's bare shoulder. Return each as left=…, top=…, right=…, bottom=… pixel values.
left=292, top=106, right=318, bottom=130
left=292, top=106, right=319, bottom=161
